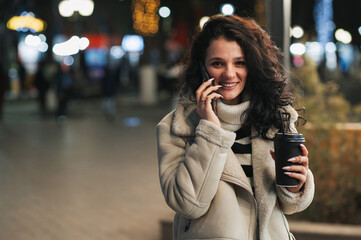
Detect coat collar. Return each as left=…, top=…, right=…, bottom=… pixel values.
left=171, top=85, right=298, bottom=138
left=171, top=86, right=199, bottom=137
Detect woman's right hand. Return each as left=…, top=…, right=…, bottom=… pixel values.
left=196, top=78, right=223, bottom=127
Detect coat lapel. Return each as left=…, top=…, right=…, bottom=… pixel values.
left=221, top=149, right=253, bottom=193
left=171, top=86, right=199, bottom=137
left=251, top=127, right=278, bottom=238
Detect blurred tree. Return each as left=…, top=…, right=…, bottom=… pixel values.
left=290, top=57, right=361, bottom=224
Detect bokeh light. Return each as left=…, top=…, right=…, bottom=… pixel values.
left=7, top=11, right=45, bottom=32
left=325, top=42, right=337, bottom=53
left=122, top=35, right=144, bottom=52
left=199, top=16, right=210, bottom=29
left=25, top=34, right=41, bottom=47
left=58, top=0, right=94, bottom=17
left=132, top=0, right=160, bottom=36
left=335, top=28, right=352, bottom=44
left=305, top=41, right=324, bottom=64
left=221, top=3, right=234, bottom=15
left=290, top=43, right=306, bottom=55
left=159, top=6, right=170, bottom=18
left=63, top=56, right=75, bottom=66
left=110, top=46, right=125, bottom=59
left=291, top=26, right=304, bottom=39
left=53, top=35, right=89, bottom=56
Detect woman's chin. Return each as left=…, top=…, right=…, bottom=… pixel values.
left=219, top=95, right=241, bottom=105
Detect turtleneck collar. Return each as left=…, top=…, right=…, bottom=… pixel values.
left=217, top=99, right=250, bottom=132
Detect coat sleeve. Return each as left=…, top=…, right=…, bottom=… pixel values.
left=156, top=114, right=236, bottom=219
left=276, top=105, right=315, bottom=215
left=276, top=170, right=315, bottom=214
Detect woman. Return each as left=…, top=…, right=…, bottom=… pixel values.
left=156, top=15, right=314, bottom=240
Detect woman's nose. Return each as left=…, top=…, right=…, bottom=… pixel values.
left=223, top=66, right=236, bottom=79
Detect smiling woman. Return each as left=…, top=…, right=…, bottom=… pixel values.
left=156, top=14, right=315, bottom=240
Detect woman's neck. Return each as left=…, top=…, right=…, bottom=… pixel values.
left=217, top=100, right=250, bottom=132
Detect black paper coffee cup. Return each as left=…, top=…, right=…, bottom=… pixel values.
left=274, top=132, right=305, bottom=187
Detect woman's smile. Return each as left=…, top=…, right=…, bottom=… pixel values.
left=219, top=82, right=239, bottom=89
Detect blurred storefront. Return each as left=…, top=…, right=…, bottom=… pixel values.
left=0, top=0, right=360, bottom=107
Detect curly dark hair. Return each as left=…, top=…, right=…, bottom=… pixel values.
left=179, top=14, right=295, bottom=140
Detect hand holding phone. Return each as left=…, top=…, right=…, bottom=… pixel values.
left=199, top=62, right=218, bottom=115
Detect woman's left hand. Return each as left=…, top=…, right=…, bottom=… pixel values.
left=271, top=144, right=309, bottom=193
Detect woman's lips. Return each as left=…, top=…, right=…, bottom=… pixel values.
left=220, top=82, right=238, bottom=89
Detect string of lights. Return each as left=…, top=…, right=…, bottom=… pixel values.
left=132, top=0, right=160, bottom=36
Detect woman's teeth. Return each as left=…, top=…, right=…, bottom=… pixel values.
left=222, top=83, right=237, bottom=87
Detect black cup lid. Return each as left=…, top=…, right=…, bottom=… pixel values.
left=274, top=132, right=305, bottom=142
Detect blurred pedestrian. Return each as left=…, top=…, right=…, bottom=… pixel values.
left=0, top=64, right=8, bottom=121
left=156, top=15, right=315, bottom=240
left=102, top=58, right=120, bottom=120
left=34, top=60, right=50, bottom=116
left=55, top=63, right=72, bottom=120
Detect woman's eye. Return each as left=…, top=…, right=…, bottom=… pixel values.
left=211, top=62, right=222, bottom=67
left=236, top=61, right=246, bottom=66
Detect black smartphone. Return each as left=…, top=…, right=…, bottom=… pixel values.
left=199, top=61, right=210, bottom=82
left=199, top=61, right=217, bottom=114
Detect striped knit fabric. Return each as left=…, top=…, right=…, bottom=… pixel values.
left=217, top=100, right=254, bottom=187
left=232, top=125, right=253, bottom=186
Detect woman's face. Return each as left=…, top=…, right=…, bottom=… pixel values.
left=205, top=37, right=248, bottom=105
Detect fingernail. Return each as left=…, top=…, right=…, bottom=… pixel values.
left=218, top=94, right=224, bottom=98
left=284, top=172, right=292, bottom=175
left=300, top=144, right=305, bottom=148
left=214, top=85, right=222, bottom=88
left=288, top=158, right=297, bottom=162
left=207, top=78, right=214, bottom=82
left=282, top=166, right=291, bottom=170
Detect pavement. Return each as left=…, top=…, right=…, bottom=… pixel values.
left=0, top=97, right=174, bottom=240
left=1, top=97, right=360, bottom=240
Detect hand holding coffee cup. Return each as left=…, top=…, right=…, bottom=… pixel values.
left=272, top=133, right=309, bottom=193
left=271, top=110, right=309, bottom=193
left=283, top=144, right=309, bottom=192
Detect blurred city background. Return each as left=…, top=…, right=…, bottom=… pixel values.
left=0, top=0, right=361, bottom=239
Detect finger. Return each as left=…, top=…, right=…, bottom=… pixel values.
left=291, top=156, right=308, bottom=169
left=196, top=78, right=214, bottom=104
left=300, top=144, right=308, bottom=157
left=288, top=155, right=307, bottom=165
left=270, top=150, right=275, bottom=160
left=205, top=92, right=223, bottom=105
left=196, top=80, right=213, bottom=104
left=284, top=171, right=307, bottom=184
left=200, top=85, right=222, bottom=103
left=282, top=165, right=307, bottom=174
left=288, top=156, right=301, bottom=163
left=301, top=156, right=309, bottom=168
left=198, top=92, right=222, bottom=111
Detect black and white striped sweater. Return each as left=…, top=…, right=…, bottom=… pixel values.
left=217, top=100, right=253, bottom=187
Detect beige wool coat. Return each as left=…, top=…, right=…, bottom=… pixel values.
left=156, top=87, right=315, bottom=240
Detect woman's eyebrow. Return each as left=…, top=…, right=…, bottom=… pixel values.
left=208, top=57, right=223, bottom=61
left=208, top=56, right=245, bottom=61
left=234, top=57, right=246, bottom=60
